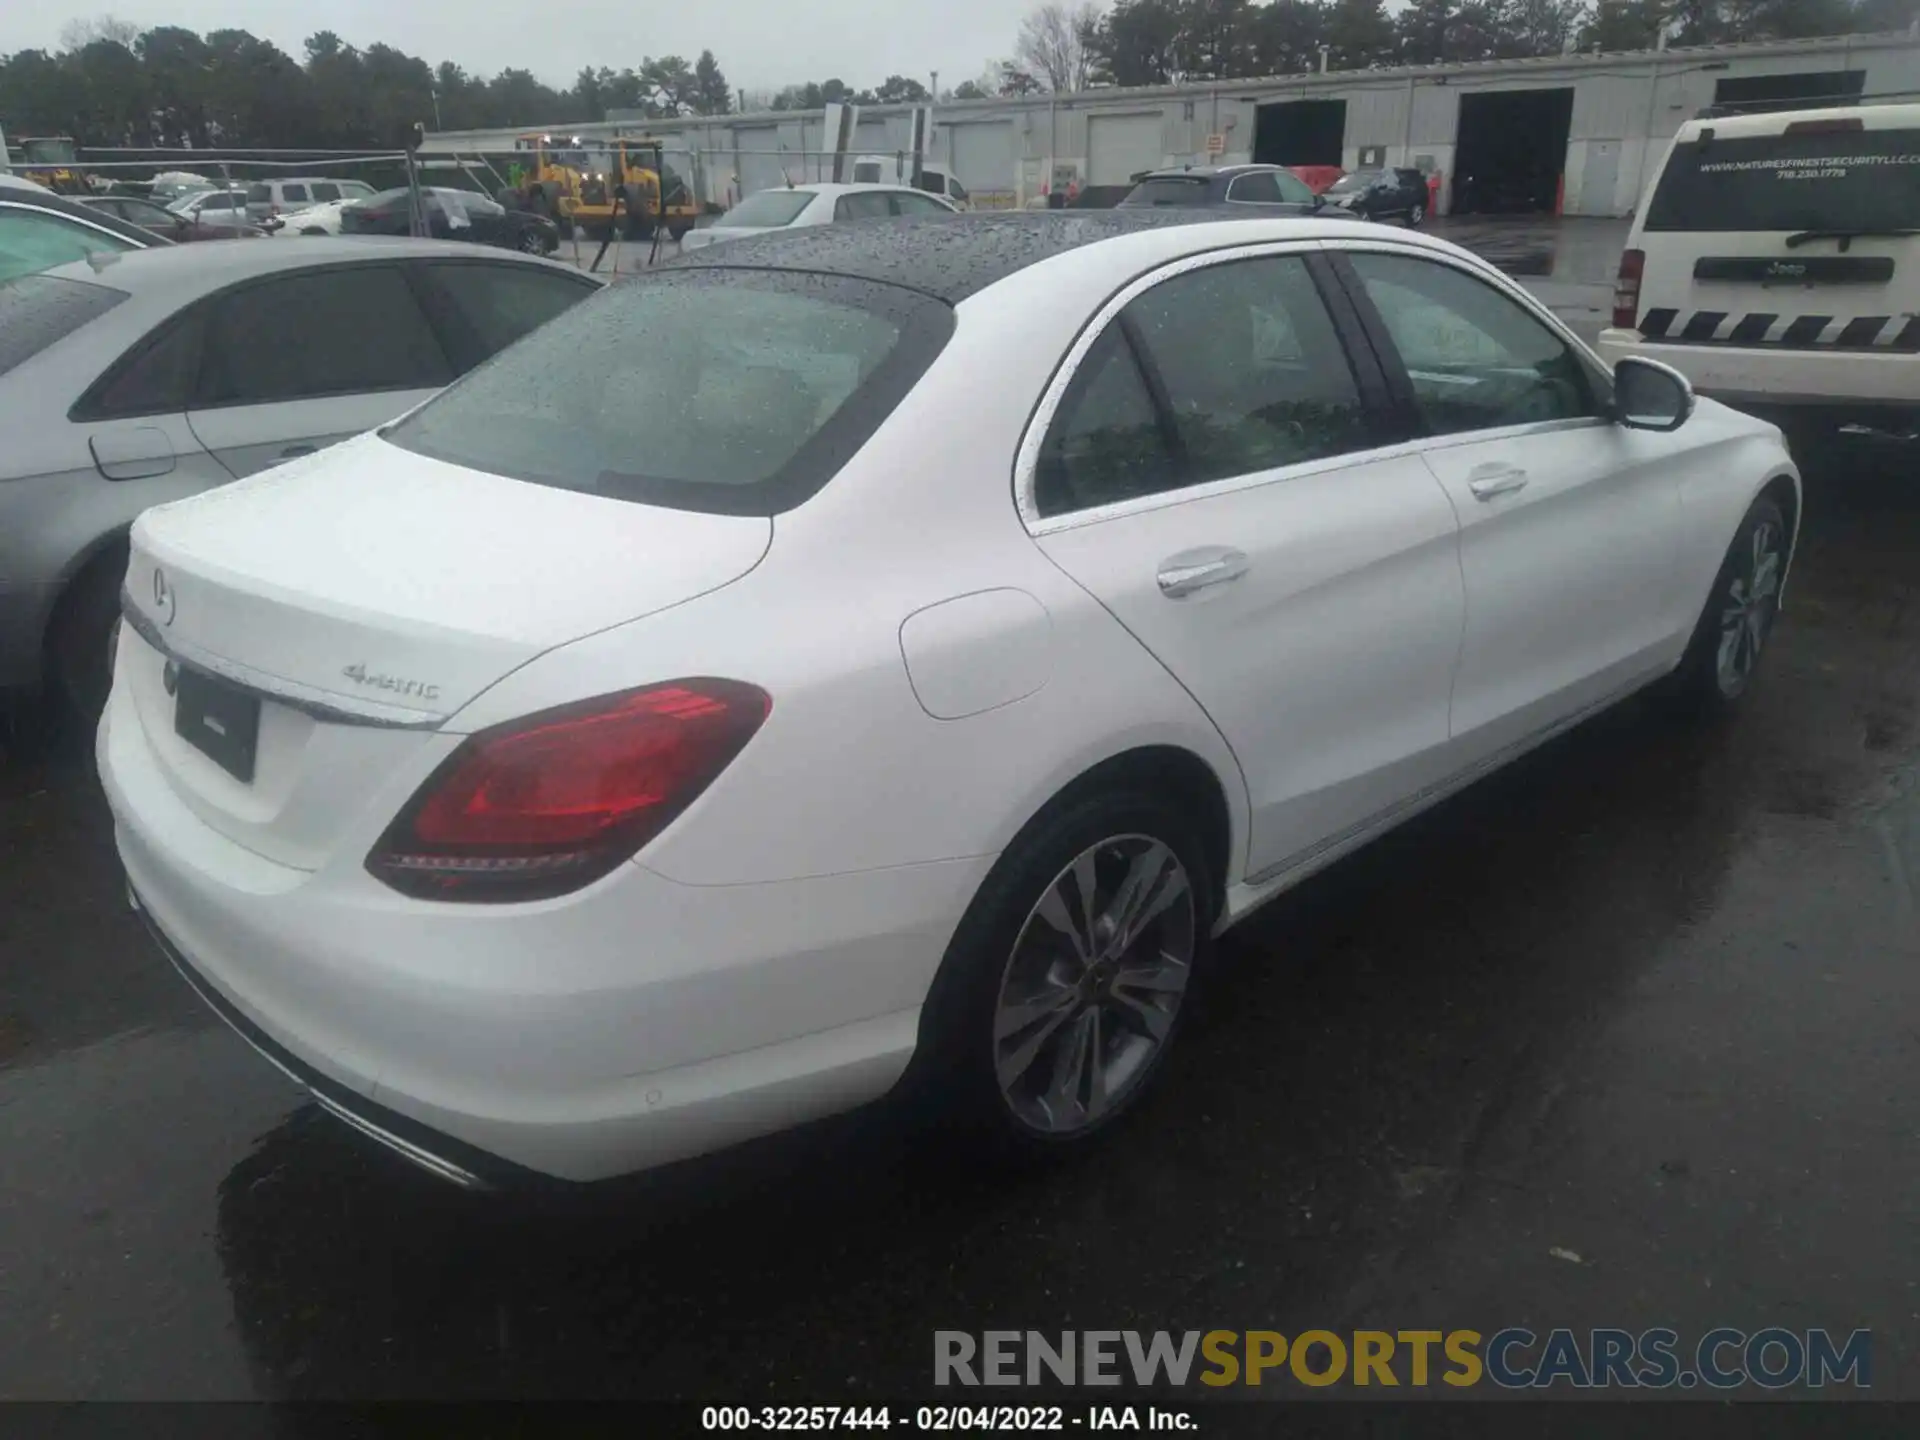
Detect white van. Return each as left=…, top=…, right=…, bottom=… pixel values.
left=848, top=155, right=971, bottom=209
left=1598, top=102, right=1919, bottom=438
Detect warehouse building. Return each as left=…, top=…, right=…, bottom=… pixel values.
left=422, top=28, right=1920, bottom=218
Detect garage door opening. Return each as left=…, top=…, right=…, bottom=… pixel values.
left=1253, top=99, right=1347, bottom=167
left=1452, top=87, right=1573, bottom=215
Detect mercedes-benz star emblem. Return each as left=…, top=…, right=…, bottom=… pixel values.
left=152, top=567, right=176, bottom=627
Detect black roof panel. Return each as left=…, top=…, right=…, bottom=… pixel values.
left=659, top=209, right=1228, bottom=303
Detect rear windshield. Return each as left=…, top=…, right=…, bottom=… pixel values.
left=386, top=268, right=954, bottom=516
left=1119, top=177, right=1210, bottom=208
left=0, top=273, right=125, bottom=379
left=1646, top=126, right=1920, bottom=232
left=722, top=190, right=815, bottom=227
left=246, top=184, right=272, bottom=202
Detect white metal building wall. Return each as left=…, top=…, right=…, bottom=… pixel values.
left=946, top=119, right=1015, bottom=194
left=1087, top=112, right=1165, bottom=185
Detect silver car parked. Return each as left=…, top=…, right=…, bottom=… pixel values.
left=0, top=238, right=602, bottom=716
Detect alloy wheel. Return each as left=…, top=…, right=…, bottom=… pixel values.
left=1716, top=518, right=1783, bottom=697
left=992, top=835, right=1196, bottom=1136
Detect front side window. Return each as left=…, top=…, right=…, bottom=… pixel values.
left=1346, top=251, right=1596, bottom=436
left=1036, top=254, right=1371, bottom=517
left=311, top=182, right=341, bottom=202
left=386, top=269, right=953, bottom=515
left=282, top=184, right=309, bottom=204
left=198, top=265, right=451, bottom=406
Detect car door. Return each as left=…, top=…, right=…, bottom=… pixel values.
left=1335, top=246, right=1685, bottom=761
left=1025, top=247, right=1467, bottom=882
left=185, top=263, right=454, bottom=477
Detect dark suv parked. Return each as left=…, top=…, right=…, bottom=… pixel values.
left=1321, top=168, right=1432, bottom=226
left=1117, top=164, right=1355, bottom=219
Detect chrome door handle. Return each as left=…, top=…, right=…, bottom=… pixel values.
left=1156, top=547, right=1250, bottom=599
left=1467, top=465, right=1529, bottom=500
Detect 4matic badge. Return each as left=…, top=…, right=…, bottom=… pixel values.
left=341, top=663, right=441, bottom=702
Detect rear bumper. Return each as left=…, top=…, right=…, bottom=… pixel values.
left=1597, top=329, right=1920, bottom=415
left=99, top=674, right=988, bottom=1184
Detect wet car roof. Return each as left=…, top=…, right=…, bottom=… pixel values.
left=660, top=209, right=1227, bottom=303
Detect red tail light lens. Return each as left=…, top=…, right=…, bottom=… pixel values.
left=1613, top=247, right=1646, bottom=330
left=368, top=679, right=769, bottom=902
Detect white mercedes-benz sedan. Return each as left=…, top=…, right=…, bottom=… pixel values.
left=101, top=212, right=1800, bottom=1187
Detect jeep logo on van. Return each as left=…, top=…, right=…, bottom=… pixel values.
left=1767, top=261, right=1808, bottom=279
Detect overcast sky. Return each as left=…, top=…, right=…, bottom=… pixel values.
left=16, top=1, right=1082, bottom=93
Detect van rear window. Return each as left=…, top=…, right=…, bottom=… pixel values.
left=1645, top=127, right=1920, bottom=232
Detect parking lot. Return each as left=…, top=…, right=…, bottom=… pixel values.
left=2, top=222, right=1917, bottom=1405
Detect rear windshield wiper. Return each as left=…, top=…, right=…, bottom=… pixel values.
left=1784, top=227, right=1920, bottom=250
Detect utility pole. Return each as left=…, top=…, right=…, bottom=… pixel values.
left=930, top=69, right=939, bottom=102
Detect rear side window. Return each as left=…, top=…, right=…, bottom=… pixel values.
left=82, top=316, right=203, bottom=417
left=1120, top=177, right=1210, bottom=207
left=835, top=192, right=893, bottom=220
left=1646, top=125, right=1920, bottom=232
left=416, top=261, right=597, bottom=371
left=246, top=184, right=271, bottom=203
left=197, top=265, right=452, bottom=405
left=1036, top=255, right=1370, bottom=518
left=0, top=274, right=126, bottom=380
left=891, top=192, right=950, bottom=216
left=281, top=184, right=309, bottom=204
left=386, top=268, right=953, bottom=515
left=722, top=190, right=813, bottom=227
left=1035, top=325, right=1175, bottom=516
left=1126, top=255, right=1369, bottom=483
left=1227, top=172, right=1283, bottom=203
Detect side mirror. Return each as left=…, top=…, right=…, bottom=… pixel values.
left=1613, top=356, right=1695, bottom=432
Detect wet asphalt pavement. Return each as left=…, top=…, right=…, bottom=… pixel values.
left=3, top=240, right=1918, bottom=1409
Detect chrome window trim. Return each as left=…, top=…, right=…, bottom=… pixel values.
left=119, top=587, right=446, bottom=730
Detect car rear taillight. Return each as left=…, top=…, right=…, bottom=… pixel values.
left=368, top=679, right=770, bottom=902
left=1613, top=247, right=1646, bottom=330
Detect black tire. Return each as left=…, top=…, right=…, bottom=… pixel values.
left=513, top=225, right=547, bottom=254
left=1407, top=200, right=1426, bottom=227
left=48, top=542, right=128, bottom=726
left=1664, top=494, right=1790, bottom=715
left=908, top=787, right=1216, bottom=1156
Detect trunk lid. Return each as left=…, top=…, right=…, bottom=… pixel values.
left=121, top=433, right=772, bottom=869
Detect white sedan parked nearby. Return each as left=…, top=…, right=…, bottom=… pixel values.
left=676, top=181, right=956, bottom=251
left=103, top=213, right=1799, bottom=1188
